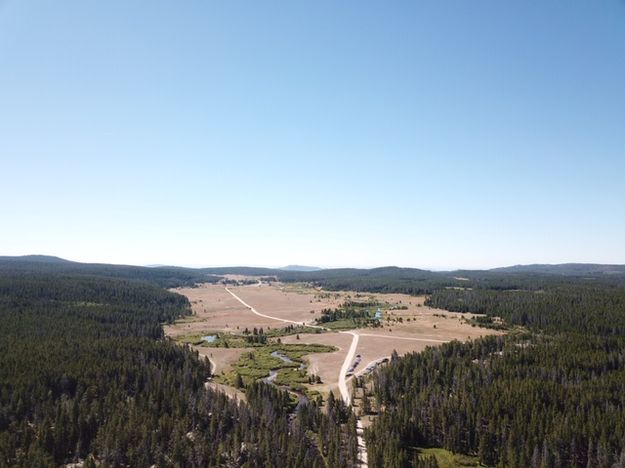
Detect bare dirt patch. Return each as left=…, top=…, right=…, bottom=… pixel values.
left=348, top=303, right=503, bottom=380
left=352, top=336, right=432, bottom=377
left=227, top=283, right=344, bottom=324
left=165, top=284, right=278, bottom=335
left=372, top=310, right=500, bottom=341
left=193, top=346, right=251, bottom=378
left=281, top=332, right=353, bottom=395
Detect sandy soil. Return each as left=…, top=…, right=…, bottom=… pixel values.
left=281, top=332, right=354, bottom=395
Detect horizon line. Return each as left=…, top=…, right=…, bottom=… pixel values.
left=3, top=253, right=625, bottom=272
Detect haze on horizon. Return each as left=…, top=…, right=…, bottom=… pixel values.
left=1, top=2, right=624, bottom=270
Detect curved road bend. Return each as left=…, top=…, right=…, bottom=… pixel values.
left=224, top=286, right=360, bottom=405
left=225, top=287, right=305, bottom=326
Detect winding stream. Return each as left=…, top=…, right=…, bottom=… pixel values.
left=271, top=350, right=306, bottom=370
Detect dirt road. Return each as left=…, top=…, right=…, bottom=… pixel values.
left=226, top=286, right=369, bottom=465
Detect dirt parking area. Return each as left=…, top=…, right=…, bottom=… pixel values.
left=351, top=335, right=433, bottom=378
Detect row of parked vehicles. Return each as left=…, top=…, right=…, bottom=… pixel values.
left=347, top=356, right=391, bottom=377
left=345, top=354, right=362, bottom=377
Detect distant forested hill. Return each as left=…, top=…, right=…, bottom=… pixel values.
left=199, top=266, right=282, bottom=276
left=279, top=265, right=322, bottom=272
left=0, top=254, right=73, bottom=264
left=0, top=256, right=219, bottom=288
left=275, top=267, right=458, bottom=294
left=4, top=255, right=625, bottom=291
left=275, top=265, right=625, bottom=294
left=491, top=263, right=625, bottom=276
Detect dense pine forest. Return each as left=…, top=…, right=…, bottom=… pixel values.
left=366, top=278, right=625, bottom=467
left=0, top=267, right=357, bottom=467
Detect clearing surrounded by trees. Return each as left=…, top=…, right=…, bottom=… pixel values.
left=165, top=280, right=502, bottom=398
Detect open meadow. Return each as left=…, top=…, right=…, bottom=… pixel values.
left=165, top=280, right=502, bottom=397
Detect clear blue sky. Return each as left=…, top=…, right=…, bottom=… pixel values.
left=1, top=1, right=624, bottom=269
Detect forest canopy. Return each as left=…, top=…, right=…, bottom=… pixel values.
left=0, top=270, right=357, bottom=467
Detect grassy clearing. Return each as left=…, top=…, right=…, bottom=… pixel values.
left=315, top=299, right=390, bottom=329
left=219, top=343, right=336, bottom=394
left=227, top=349, right=287, bottom=381
left=172, top=332, right=267, bottom=348
left=171, top=314, right=200, bottom=324
left=322, top=319, right=367, bottom=330
left=173, top=326, right=328, bottom=348
left=416, top=448, right=481, bottom=468
left=274, top=367, right=309, bottom=386
left=274, top=343, right=337, bottom=358
left=279, top=282, right=319, bottom=294
left=265, top=325, right=327, bottom=337
left=208, top=335, right=260, bottom=348
left=172, top=333, right=213, bottom=346
left=466, top=315, right=508, bottom=331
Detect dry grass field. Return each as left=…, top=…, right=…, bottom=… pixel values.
left=227, top=283, right=344, bottom=324
left=280, top=332, right=354, bottom=394
left=164, top=284, right=278, bottom=336
left=165, top=281, right=503, bottom=395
